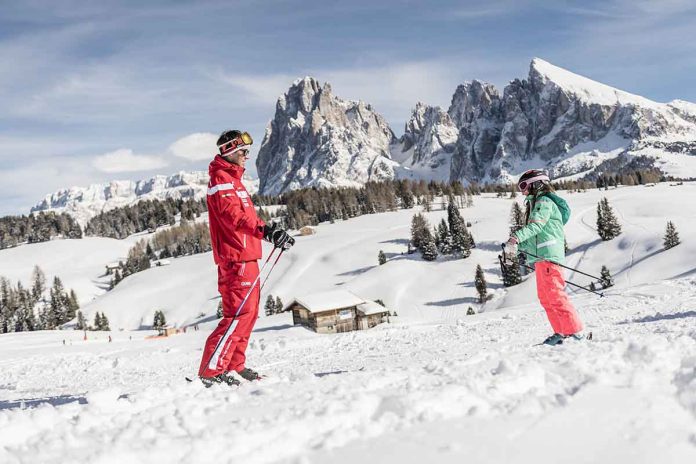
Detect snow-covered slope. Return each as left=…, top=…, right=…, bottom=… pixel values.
left=0, top=269, right=695, bottom=463
left=31, top=171, right=259, bottom=226
left=1, top=182, right=696, bottom=462
left=6, top=182, right=694, bottom=331
left=0, top=236, right=142, bottom=304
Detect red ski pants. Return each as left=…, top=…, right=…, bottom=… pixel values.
left=199, top=260, right=260, bottom=378
left=535, top=261, right=583, bottom=336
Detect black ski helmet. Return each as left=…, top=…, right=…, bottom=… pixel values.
left=517, top=169, right=550, bottom=193
left=216, top=130, right=253, bottom=157
left=217, top=130, right=242, bottom=147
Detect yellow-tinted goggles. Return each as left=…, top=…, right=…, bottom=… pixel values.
left=219, top=131, right=253, bottom=155
left=239, top=131, right=253, bottom=145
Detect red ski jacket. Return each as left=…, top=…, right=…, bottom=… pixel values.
left=206, top=156, right=265, bottom=265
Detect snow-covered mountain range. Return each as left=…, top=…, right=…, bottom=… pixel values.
left=29, top=58, right=696, bottom=221
left=257, top=58, right=696, bottom=194
left=31, top=171, right=259, bottom=225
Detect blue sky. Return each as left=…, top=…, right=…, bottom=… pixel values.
left=1, top=0, right=695, bottom=215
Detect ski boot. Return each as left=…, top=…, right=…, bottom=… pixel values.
left=200, top=372, right=241, bottom=388
left=236, top=367, right=262, bottom=381
left=542, top=333, right=566, bottom=346
left=566, top=331, right=591, bottom=342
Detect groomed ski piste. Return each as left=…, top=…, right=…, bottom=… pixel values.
left=1, top=183, right=695, bottom=463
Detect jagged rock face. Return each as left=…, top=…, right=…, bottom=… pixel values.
left=437, top=58, right=696, bottom=183
left=31, top=171, right=258, bottom=226
left=395, top=103, right=458, bottom=181
left=447, top=81, right=503, bottom=181
left=256, top=77, right=398, bottom=195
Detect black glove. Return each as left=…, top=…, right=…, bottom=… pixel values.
left=517, top=252, right=527, bottom=265
left=263, top=223, right=295, bottom=250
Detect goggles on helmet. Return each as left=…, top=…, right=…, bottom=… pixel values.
left=518, top=174, right=549, bottom=192
left=218, top=131, right=253, bottom=156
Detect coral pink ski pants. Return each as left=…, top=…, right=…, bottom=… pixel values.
left=535, top=261, right=583, bottom=335
left=199, top=260, right=260, bottom=378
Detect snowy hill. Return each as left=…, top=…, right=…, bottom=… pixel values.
left=31, top=171, right=259, bottom=226
left=4, top=183, right=695, bottom=330
left=1, top=182, right=695, bottom=462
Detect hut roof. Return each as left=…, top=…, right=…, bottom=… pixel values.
left=357, top=301, right=389, bottom=316
left=290, top=290, right=365, bottom=314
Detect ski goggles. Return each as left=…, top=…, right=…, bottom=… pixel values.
left=518, top=174, right=549, bottom=192
left=218, top=132, right=253, bottom=156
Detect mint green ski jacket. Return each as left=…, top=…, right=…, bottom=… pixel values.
left=514, top=193, right=570, bottom=265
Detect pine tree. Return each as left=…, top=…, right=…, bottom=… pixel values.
left=435, top=219, right=452, bottom=254
left=93, top=312, right=102, bottom=330
left=145, top=243, right=155, bottom=260
left=410, top=213, right=428, bottom=251
left=509, top=202, right=524, bottom=236
left=275, top=296, right=284, bottom=314
left=100, top=312, right=110, bottom=331
left=474, top=265, right=487, bottom=303
left=420, top=228, right=438, bottom=261
left=501, top=255, right=522, bottom=287
left=663, top=221, right=680, bottom=250
left=597, top=198, right=622, bottom=240
left=153, top=310, right=166, bottom=329
left=447, top=203, right=472, bottom=258
left=600, top=265, right=614, bottom=288
left=49, top=276, right=66, bottom=327
left=113, top=270, right=122, bottom=286
left=378, top=250, right=387, bottom=265
left=467, top=307, right=476, bottom=315
left=75, top=311, right=87, bottom=330
left=31, top=265, right=46, bottom=304
left=264, top=295, right=275, bottom=316
left=66, top=289, right=79, bottom=321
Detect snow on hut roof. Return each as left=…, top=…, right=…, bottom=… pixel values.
left=293, top=290, right=366, bottom=313
left=357, top=301, right=389, bottom=316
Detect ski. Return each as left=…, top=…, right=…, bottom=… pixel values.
left=532, top=331, right=593, bottom=347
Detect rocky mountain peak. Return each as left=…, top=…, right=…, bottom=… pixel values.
left=256, top=77, right=397, bottom=195
left=406, top=58, right=696, bottom=184
left=395, top=103, right=458, bottom=181
left=448, top=80, right=501, bottom=127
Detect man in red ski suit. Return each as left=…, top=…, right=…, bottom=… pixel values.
left=198, top=129, right=293, bottom=387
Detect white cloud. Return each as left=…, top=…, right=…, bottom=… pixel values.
left=168, top=132, right=218, bottom=161
left=92, top=149, right=168, bottom=173
left=216, top=73, right=296, bottom=106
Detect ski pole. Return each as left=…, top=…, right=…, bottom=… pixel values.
left=515, top=248, right=603, bottom=281
left=260, top=247, right=285, bottom=292
left=203, top=246, right=279, bottom=373
left=516, top=260, right=605, bottom=297
left=500, top=245, right=604, bottom=297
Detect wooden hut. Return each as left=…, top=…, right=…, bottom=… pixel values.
left=288, top=290, right=389, bottom=334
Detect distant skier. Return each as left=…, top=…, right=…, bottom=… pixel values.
left=505, top=169, right=584, bottom=346
left=198, top=130, right=294, bottom=387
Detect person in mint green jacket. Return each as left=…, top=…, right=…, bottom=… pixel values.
left=505, top=169, right=584, bottom=346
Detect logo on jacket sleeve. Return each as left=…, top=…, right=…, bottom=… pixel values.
left=236, top=189, right=250, bottom=207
